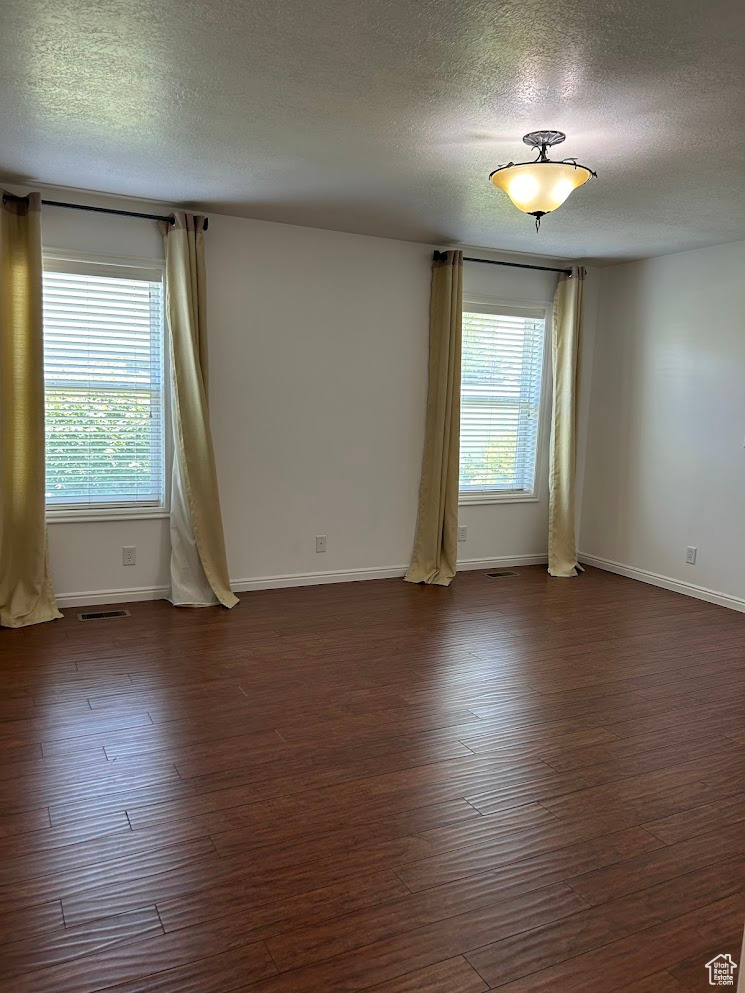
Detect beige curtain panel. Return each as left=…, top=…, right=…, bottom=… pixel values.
left=548, top=265, right=586, bottom=577
left=405, top=250, right=463, bottom=587
left=163, top=213, right=237, bottom=608
left=0, top=192, right=61, bottom=627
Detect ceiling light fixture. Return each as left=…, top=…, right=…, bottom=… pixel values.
left=489, top=131, right=596, bottom=230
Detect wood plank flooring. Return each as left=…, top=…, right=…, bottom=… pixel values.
left=1, top=565, right=744, bottom=992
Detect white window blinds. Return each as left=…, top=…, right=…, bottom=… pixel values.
left=459, top=305, right=546, bottom=496
left=42, top=260, right=166, bottom=511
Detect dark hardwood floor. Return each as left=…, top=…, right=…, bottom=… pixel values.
left=1, top=565, right=744, bottom=992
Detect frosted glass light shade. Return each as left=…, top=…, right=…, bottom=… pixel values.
left=490, top=162, right=592, bottom=215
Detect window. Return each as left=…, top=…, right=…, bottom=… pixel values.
left=42, top=257, right=166, bottom=516
left=459, top=304, right=546, bottom=500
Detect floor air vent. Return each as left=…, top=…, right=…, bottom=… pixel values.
left=485, top=570, right=519, bottom=579
left=77, top=610, right=131, bottom=621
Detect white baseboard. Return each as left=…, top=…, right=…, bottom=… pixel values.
left=51, top=553, right=745, bottom=615
left=457, top=553, right=547, bottom=571
left=232, top=554, right=547, bottom=592
left=579, top=552, right=745, bottom=614
left=54, top=554, right=548, bottom=608
left=232, top=565, right=409, bottom=593
left=55, top=585, right=170, bottom=609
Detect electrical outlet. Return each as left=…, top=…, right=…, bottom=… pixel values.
left=685, top=546, right=697, bottom=565
left=122, top=546, right=136, bottom=566
left=315, top=535, right=327, bottom=553
left=457, top=525, right=467, bottom=542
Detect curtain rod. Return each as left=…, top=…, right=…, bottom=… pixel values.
left=434, top=250, right=570, bottom=275
left=1, top=193, right=209, bottom=230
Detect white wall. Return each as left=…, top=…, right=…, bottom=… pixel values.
left=33, top=190, right=569, bottom=604
left=209, top=225, right=564, bottom=586
left=206, top=215, right=430, bottom=586
left=580, top=240, right=745, bottom=608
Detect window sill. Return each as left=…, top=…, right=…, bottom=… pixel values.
left=459, top=492, right=540, bottom=506
left=47, top=509, right=170, bottom=524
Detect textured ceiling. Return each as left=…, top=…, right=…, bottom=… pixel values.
left=1, top=0, right=744, bottom=261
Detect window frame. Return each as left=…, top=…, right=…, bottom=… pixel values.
left=458, top=295, right=552, bottom=506
left=42, top=249, right=171, bottom=524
